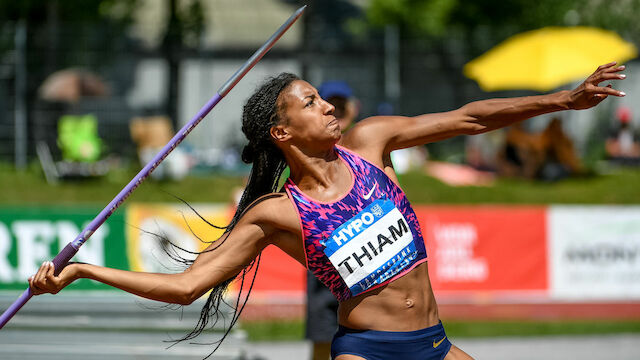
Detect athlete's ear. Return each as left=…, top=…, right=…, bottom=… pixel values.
left=270, top=124, right=291, bottom=143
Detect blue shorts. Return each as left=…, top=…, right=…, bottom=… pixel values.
left=331, top=321, right=452, bottom=360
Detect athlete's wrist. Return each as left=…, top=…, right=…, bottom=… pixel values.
left=69, top=262, right=88, bottom=280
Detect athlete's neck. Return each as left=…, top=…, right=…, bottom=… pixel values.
left=285, top=145, right=348, bottom=193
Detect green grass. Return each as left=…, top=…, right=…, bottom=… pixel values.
left=240, top=319, right=305, bottom=341
left=0, top=162, right=245, bottom=205
left=239, top=319, right=640, bottom=342
left=2, top=161, right=640, bottom=205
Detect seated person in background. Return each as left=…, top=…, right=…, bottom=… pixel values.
left=497, top=117, right=582, bottom=181
left=130, top=116, right=192, bottom=181
left=605, top=106, right=640, bottom=163
left=317, top=81, right=359, bottom=130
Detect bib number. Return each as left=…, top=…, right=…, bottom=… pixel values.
left=322, top=199, right=417, bottom=296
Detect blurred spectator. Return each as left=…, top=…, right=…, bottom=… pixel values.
left=130, top=116, right=192, bottom=181
left=318, top=81, right=359, bottom=131
left=34, top=68, right=117, bottom=181
left=39, top=68, right=110, bottom=103
left=465, top=131, right=505, bottom=172
left=424, top=159, right=495, bottom=187
left=497, top=117, right=582, bottom=181
left=605, top=106, right=640, bottom=164
left=379, top=102, right=428, bottom=176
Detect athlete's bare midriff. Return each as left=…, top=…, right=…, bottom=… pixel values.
left=337, top=262, right=440, bottom=331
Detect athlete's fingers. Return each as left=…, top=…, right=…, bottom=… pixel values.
left=593, top=84, right=625, bottom=97
left=33, top=261, right=53, bottom=293
left=587, top=63, right=623, bottom=83
left=593, top=72, right=626, bottom=83
left=609, top=65, right=626, bottom=73
left=587, top=65, right=625, bottom=84
left=33, top=261, right=47, bottom=286
left=45, top=261, right=56, bottom=281
left=595, top=61, right=618, bottom=72
left=44, top=261, right=65, bottom=294
left=27, top=275, right=40, bottom=295
left=30, top=262, right=48, bottom=295
left=593, top=84, right=612, bottom=98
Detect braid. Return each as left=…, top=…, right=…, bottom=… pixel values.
left=163, top=72, right=299, bottom=358
left=232, top=72, right=299, bottom=227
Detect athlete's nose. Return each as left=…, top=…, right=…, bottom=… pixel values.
left=323, top=98, right=335, bottom=115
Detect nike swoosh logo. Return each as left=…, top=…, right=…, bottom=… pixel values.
left=433, top=336, right=446, bottom=348
left=363, top=182, right=377, bottom=200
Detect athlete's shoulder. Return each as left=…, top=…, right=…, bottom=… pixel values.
left=339, top=116, right=388, bottom=149
left=338, top=117, right=392, bottom=169
left=240, top=192, right=299, bottom=232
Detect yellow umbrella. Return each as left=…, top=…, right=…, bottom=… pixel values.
left=464, top=26, right=638, bottom=92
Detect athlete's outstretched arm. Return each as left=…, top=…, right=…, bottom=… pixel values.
left=343, top=62, right=626, bottom=155
left=28, top=198, right=283, bottom=305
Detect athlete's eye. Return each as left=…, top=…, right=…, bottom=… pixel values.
left=305, top=99, right=314, bottom=107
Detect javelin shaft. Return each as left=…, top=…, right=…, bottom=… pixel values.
left=0, top=5, right=306, bottom=330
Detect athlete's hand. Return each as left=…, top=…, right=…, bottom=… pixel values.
left=28, top=261, right=80, bottom=295
left=568, top=62, right=626, bottom=110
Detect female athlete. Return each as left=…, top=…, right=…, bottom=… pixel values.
left=29, top=62, right=626, bottom=359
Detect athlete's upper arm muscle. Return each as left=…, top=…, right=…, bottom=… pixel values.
left=183, top=196, right=288, bottom=300
left=340, top=110, right=470, bottom=162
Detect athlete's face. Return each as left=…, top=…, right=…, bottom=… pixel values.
left=271, top=80, right=341, bottom=149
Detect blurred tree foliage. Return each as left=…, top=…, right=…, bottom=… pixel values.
left=0, top=0, right=138, bottom=25
left=0, top=0, right=142, bottom=78
left=0, top=0, right=206, bottom=129
left=366, top=0, right=640, bottom=56
left=162, top=0, right=206, bottom=129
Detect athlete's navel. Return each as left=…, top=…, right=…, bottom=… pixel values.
left=405, top=298, right=415, bottom=308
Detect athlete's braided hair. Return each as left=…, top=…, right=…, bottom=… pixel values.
left=234, top=72, right=299, bottom=228
left=164, top=72, right=299, bottom=358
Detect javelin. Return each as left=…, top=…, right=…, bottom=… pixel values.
left=0, top=5, right=307, bottom=329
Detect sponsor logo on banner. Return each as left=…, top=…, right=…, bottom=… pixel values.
left=549, top=206, right=640, bottom=300
left=323, top=199, right=417, bottom=296
left=0, top=207, right=124, bottom=290
left=126, top=203, right=229, bottom=273
left=0, top=220, right=108, bottom=283
left=433, top=222, right=488, bottom=282
left=417, top=206, right=547, bottom=295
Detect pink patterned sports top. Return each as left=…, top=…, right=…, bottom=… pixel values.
left=284, top=145, right=428, bottom=301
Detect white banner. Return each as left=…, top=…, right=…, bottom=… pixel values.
left=549, top=206, right=640, bottom=300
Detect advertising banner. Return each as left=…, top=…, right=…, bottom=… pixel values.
left=0, top=206, right=126, bottom=290
left=5, top=203, right=639, bottom=304
left=125, top=203, right=230, bottom=273
left=415, top=206, right=548, bottom=298
left=126, top=203, right=307, bottom=299
left=549, top=206, right=640, bottom=300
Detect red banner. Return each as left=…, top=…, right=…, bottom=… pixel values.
left=238, top=205, right=548, bottom=301
left=416, top=206, right=548, bottom=296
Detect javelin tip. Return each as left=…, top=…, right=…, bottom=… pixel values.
left=296, top=5, right=308, bottom=15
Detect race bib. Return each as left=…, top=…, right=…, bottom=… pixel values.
left=322, top=199, right=418, bottom=296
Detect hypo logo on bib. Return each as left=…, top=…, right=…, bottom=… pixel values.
left=322, top=199, right=418, bottom=296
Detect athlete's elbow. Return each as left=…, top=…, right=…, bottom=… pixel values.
left=177, top=293, right=197, bottom=306
left=175, top=285, right=201, bottom=305
left=172, top=272, right=202, bottom=305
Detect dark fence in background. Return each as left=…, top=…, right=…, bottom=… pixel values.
left=0, top=17, right=591, bottom=169
left=0, top=23, right=16, bottom=163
